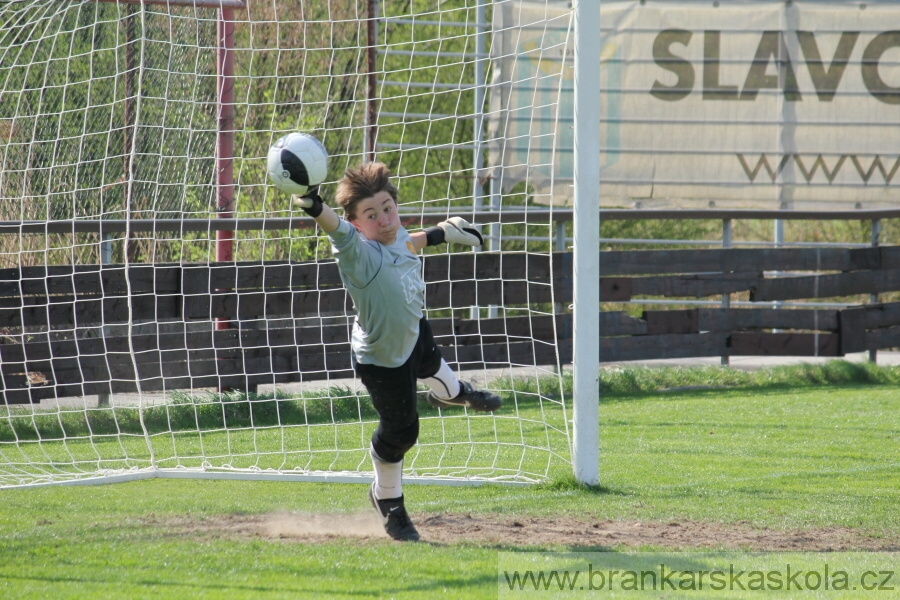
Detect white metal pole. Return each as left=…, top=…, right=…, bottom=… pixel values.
left=571, top=0, right=600, bottom=486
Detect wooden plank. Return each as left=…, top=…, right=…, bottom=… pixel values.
left=643, top=309, right=699, bottom=335
left=4, top=312, right=571, bottom=391
left=182, top=261, right=345, bottom=294
left=182, top=289, right=352, bottom=320
left=555, top=252, right=574, bottom=304
left=601, top=333, right=728, bottom=362
left=631, top=272, right=763, bottom=298
left=751, top=269, right=900, bottom=302
left=0, top=278, right=20, bottom=297
left=840, top=307, right=869, bottom=355
left=2, top=385, right=62, bottom=405
left=0, top=320, right=413, bottom=367
left=0, top=373, right=39, bottom=395
left=2, top=312, right=566, bottom=400
left=728, top=332, right=841, bottom=356
left=869, top=325, right=900, bottom=350
left=440, top=339, right=564, bottom=368
left=600, top=311, right=648, bottom=336
left=602, top=249, right=724, bottom=275
left=10, top=263, right=327, bottom=297
left=422, top=253, right=556, bottom=283
left=235, top=323, right=354, bottom=348
left=37, top=354, right=296, bottom=386
left=600, top=247, right=881, bottom=276
left=698, top=308, right=839, bottom=332
left=452, top=314, right=569, bottom=344
left=0, top=351, right=259, bottom=385
left=878, top=246, right=900, bottom=269
left=6, top=264, right=167, bottom=296
left=425, top=280, right=556, bottom=307
left=9, top=255, right=569, bottom=298
left=428, top=317, right=458, bottom=338
left=0, top=295, right=182, bottom=328
left=0, top=336, right=126, bottom=363
left=848, top=247, right=883, bottom=270
left=752, top=272, right=866, bottom=302
left=863, top=302, right=900, bottom=329
left=600, top=278, right=631, bottom=301
left=1, top=357, right=355, bottom=403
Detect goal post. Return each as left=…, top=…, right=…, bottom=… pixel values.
left=572, top=0, right=601, bottom=486
left=0, top=0, right=598, bottom=488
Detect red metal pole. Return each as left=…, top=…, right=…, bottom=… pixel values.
left=215, top=7, right=236, bottom=392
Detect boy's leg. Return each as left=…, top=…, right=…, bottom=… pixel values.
left=417, top=320, right=502, bottom=413
left=425, top=377, right=502, bottom=412
left=367, top=443, right=418, bottom=542
left=369, top=443, right=403, bottom=499
left=420, top=358, right=460, bottom=400
left=355, top=349, right=423, bottom=542
left=356, top=361, right=419, bottom=498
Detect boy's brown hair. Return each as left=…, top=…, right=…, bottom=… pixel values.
left=335, top=162, right=399, bottom=221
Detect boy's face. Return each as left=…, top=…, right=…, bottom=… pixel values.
left=349, top=191, right=401, bottom=245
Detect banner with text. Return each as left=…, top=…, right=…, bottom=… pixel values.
left=488, top=0, right=900, bottom=209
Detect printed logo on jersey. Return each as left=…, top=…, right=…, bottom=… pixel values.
left=401, top=264, right=425, bottom=304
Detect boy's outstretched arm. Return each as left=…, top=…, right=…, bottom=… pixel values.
left=292, top=191, right=340, bottom=234
left=410, top=217, right=484, bottom=252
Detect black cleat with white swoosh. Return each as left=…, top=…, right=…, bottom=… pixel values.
left=427, top=381, right=502, bottom=412
left=368, top=484, right=420, bottom=542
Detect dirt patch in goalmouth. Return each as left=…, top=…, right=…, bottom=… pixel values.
left=164, top=512, right=897, bottom=551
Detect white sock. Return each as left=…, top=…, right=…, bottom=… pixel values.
left=371, top=444, right=403, bottom=500
left=422, top=359, right=461, bottom=400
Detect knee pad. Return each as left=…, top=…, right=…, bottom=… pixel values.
left=371, top=418, right=419, bottom=464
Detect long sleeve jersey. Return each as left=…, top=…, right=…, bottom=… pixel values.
left=328, top=219, right=426, bottom=368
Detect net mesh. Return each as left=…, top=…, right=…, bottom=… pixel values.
left=0, top=0, right=572, bottom=487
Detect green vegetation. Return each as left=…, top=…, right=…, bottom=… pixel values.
left=0, top=362, right=896, bottom=598
left=598, top=358, right=900, bottom=395
left=6, top=0, right=900, bottom=267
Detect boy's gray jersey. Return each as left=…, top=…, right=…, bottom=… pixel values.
left=329, top=220, right=425, bottom=368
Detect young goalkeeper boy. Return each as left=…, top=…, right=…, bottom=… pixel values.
left=293, top=162, right=501, bottom=542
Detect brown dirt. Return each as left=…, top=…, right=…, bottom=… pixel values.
left=147, top=512, right=897, bottom=551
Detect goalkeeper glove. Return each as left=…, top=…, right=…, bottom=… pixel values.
left=291, top=189, right=324, bottom=218
left=425, top=217, right=484, bottom=247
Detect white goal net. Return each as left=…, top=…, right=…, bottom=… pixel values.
left=0, top=0, right=578, bottom=488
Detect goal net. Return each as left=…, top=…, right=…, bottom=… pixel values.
left=0, top=0, right=578, bottom=487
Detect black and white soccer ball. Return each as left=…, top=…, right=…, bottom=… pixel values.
left=267, top=132, right=329, bottom=196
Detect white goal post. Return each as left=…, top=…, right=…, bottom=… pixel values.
left=0, top=0, right=599, bottom=488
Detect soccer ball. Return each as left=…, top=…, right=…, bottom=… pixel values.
left=267, top=132, right=329, bottom=196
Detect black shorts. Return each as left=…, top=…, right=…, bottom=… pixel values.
left=354, top=318, right=443, bottom=463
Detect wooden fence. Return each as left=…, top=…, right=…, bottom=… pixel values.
left=4, top=212, right=900, bottom=404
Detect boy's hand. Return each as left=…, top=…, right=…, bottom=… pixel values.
left=291, top=189, right=324, bottom=218
left=430, top=217, right=483, bottom=247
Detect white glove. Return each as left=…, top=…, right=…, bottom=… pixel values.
left=439, top=217, right=483, bottom=246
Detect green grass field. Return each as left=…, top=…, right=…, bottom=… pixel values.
left=0, top=362, right=897, bottom=599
